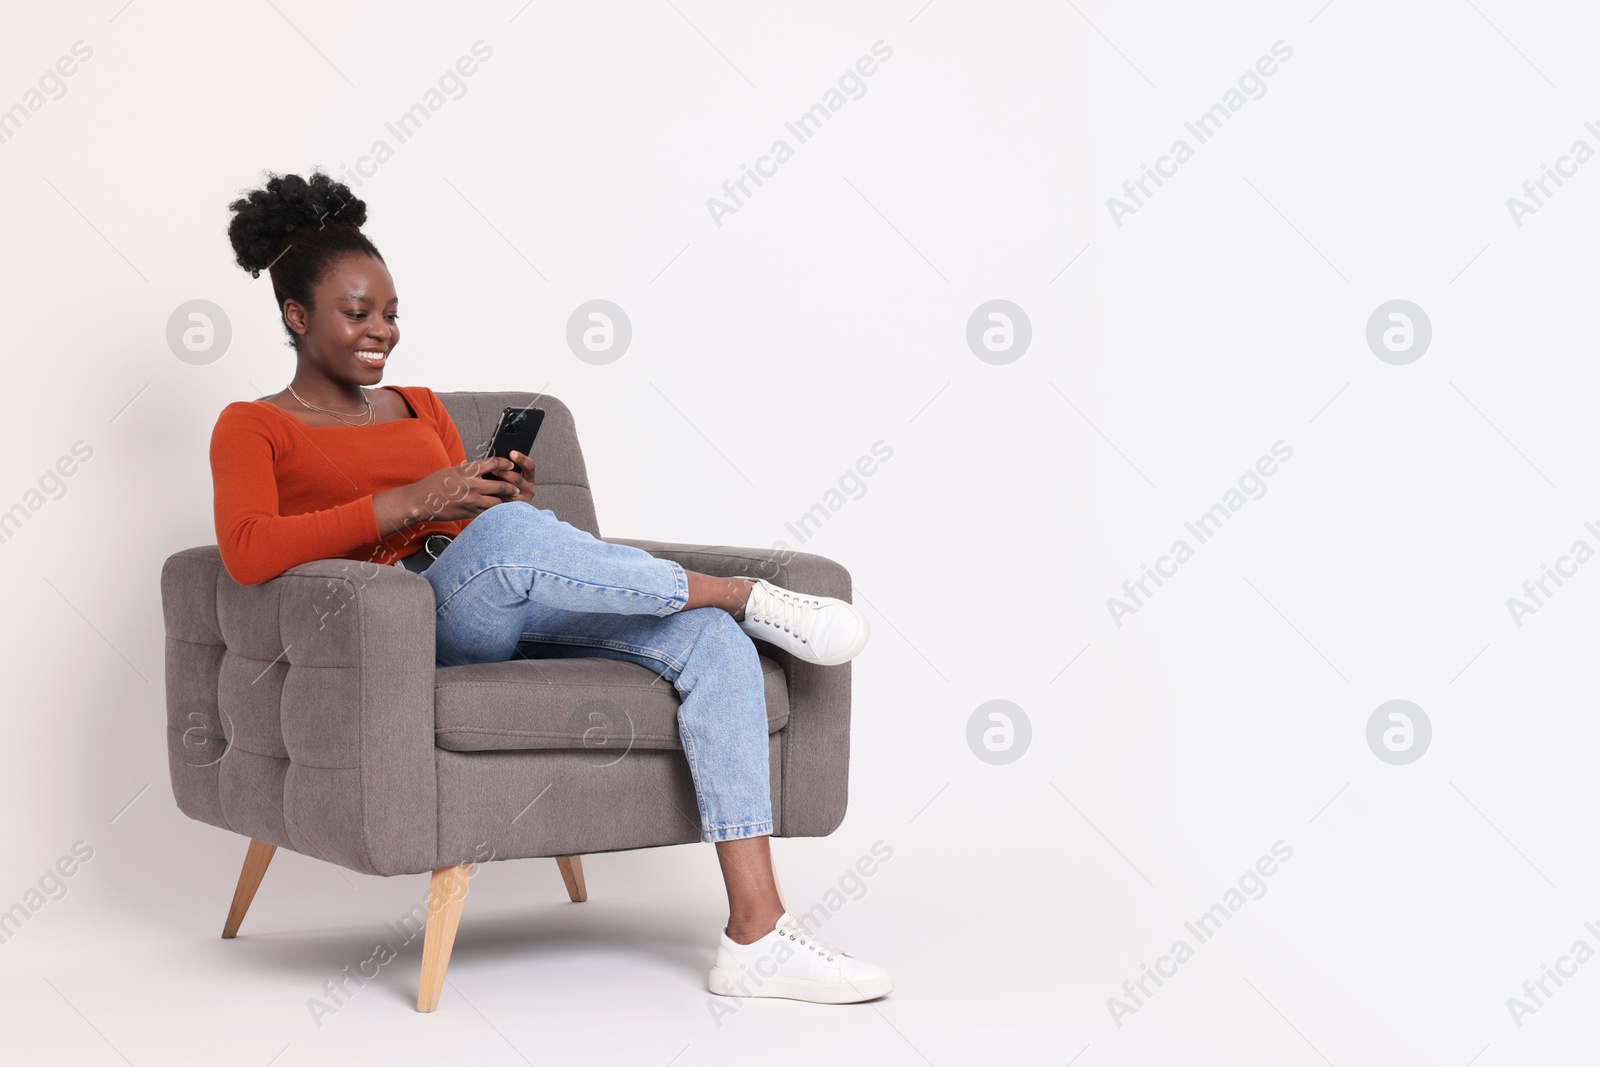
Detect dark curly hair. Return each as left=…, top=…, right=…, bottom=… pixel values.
left=227, top=170, right=385, bottom=347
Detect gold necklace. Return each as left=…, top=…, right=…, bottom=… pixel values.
left=286, top=383, right=374, bottom=426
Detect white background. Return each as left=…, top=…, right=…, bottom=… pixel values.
left=1, top=1, right=1595, bottom=1064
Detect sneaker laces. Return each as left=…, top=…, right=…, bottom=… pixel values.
left=776, top=916, right=845, bottom=961
left=745, top=580, right=822, bottom=647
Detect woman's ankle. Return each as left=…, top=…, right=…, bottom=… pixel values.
left=724, top=906, right=784, bottom=944
left=727, top=577, right=754, bottom=620
left=685, top=572, right=754, bottom=616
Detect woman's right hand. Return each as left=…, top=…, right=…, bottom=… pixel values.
left=374, top=457, right=519, bottom=533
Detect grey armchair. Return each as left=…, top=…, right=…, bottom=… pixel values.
left=160, top=391, right=854, bottom=1011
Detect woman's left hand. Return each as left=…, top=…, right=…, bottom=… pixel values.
left=501, top=450, right=537, bottom=504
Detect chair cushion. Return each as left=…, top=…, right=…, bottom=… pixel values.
left=433, top=654, right=791, bottom=753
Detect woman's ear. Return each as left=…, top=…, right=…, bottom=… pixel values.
left=282, top=299, right=309, bottom=338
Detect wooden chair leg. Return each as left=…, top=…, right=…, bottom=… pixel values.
left=221, top=839, right=277, bottom=939
left=417, top=863, right=474, bottom=1013
left=555, top=856, right=587, bottom=902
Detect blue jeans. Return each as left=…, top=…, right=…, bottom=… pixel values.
left=399, top=501, right=774, bottom=843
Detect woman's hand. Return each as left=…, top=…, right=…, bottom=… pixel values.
left=499, top=450, right=537, bottom=505
left=374, top=457, right=519, bottom=532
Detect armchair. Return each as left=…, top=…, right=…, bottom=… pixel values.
left=161, top=391, right=853, bottom=1011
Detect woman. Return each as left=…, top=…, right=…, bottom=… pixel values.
left=212, top=170, right=890, bottom=1004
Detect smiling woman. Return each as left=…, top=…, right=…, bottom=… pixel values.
left=215, top=170, right=495, bottom=579
left=209, top=169, right=883, bottom=1011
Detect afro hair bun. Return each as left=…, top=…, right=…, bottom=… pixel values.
left=227, top=170, right=368, bottom=277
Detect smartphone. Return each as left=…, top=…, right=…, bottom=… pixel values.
left=483, top=406, right=545, bottom=480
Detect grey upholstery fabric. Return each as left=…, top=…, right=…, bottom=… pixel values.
left=435, top=654, right=792, bottom=752
left=434, top=734, right=784, bottom=864
left=163, top=548, right=438, bottom=877
left=161, top=392, right=852, bottom=878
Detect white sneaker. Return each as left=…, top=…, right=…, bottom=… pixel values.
left=708, top=911, right=893, bottom=1004
left=736, top=577, right=870, bottom=666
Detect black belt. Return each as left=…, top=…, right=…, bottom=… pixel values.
left=398, top=534, right=454, bottom=574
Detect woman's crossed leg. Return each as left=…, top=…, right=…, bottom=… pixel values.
left=419, top=500, right=890, bottom=1003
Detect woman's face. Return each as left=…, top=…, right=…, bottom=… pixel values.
left=284, top=253, right=399, bottom=382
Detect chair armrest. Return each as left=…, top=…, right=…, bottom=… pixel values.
left=603, top=538, right=854, bottom=837
left=161, top=546, right=439, bottom=876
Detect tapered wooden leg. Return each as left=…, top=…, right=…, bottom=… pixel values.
left=416, top=863, right=473, bottom=1013
left=221, top=839, right=277, bottom=939
left=555, top=856, right=587, bottom=902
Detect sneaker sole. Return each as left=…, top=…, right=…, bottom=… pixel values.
left=707, top=965, right=893, bottom=1004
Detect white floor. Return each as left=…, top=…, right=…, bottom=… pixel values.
left=7, top=745, right=1594, bottom=1067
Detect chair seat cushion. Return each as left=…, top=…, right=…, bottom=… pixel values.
left=433, top=654, right=790, bottom=753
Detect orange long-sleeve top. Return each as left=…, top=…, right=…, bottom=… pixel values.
left=209, top=384, right=469, bottom=585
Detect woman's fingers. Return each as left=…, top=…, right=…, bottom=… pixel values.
left=509, top=451, right=536, bottom=499
left=464, top=456, right=518, bottom=479
left=452, top=458, right=531, bottom=515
